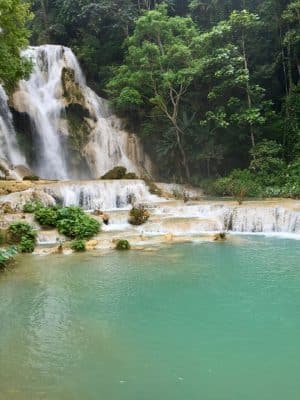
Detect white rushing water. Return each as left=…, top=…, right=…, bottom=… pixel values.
left=11, top=45, right=153, bottom=179
left=40, top=180, right=162, bottom=210
left=0, top=85, right=26, bottom=177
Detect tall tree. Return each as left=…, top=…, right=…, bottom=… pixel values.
left=108, top=5, right=203, bottom=179
left=0, top=0, right=32, bottom=91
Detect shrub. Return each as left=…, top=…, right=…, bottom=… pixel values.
left=8, top=221, right=37, bottom=244
left=213, top=169, right=261, bottom=201
left=250, top=140, right=286, bottom=186
left=35, top=206, right=58, bottom=227
left=0, top=246, right=18, bottom=270
left=7, top=221, right=37, bottom=253
left=23, top=201, right=43, bottom=213
left=115, top=239, right=131, bottom=250
left=71, top=239, right=86, bottom=252
left=128, top=205, right=150, bottom=225
left=19, top=236, right=35, bottom=253
left=56, top=207, right=101, bottom=239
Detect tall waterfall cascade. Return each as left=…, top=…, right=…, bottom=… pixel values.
left=0, top=86, right=27, bottom=179
left=9, top=45, right=153, bottom=180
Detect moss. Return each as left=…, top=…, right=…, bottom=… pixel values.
left=101, top=166, right=127, bottom=180
left=61, top=67, right=85, bottom=105
left=23, top=175, right=40, bottom=181
left=143, top=176, right=162, bottom=196
left=64, top=104, right=90, bottom=152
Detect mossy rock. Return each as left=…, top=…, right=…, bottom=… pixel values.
left=128, top=205, right=150, bottom=226
left=61, top=67, right=85, bottom=105
left=65, top=104, right=90, bottom=152
left=115, top=239, right=131, bottom=250
left=214, top=232, right=227, bottom=241
left=101, top=166, right=127, bottom=180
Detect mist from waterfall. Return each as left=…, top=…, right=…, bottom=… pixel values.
left=0, top=85, right=26, bottom=168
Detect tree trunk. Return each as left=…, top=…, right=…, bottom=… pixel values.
left=241, top=34, right=255, bottom=147
left=173, top=123, right=190, bottom=181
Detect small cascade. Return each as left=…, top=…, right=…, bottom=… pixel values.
left=0, top=85, right=26, bottom=178
left=11, top=45, right=153, bottom=180
left=40, top=180, right=162, bottom=210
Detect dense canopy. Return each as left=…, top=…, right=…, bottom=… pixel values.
left=0, top=0, right=299, bottom=196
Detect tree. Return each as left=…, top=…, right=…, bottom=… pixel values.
left=0, top=0, right=32, bottom=91
left=108, top=5, right=203, bottom=180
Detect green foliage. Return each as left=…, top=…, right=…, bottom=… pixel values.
left=115, top=239, right=131, bottom=250
left=0, top=0, right=32, bottom=91
left=0, top=246, right=18, bottom=269
left=7, top=221, right=37, bottom=253
left=23, top=201, right=43, bottom=213
left=18, top=236, right=35, bottom=253
left=250, top=140, right=286, bottom=186
left=35, top=206, right=59, bottom=228
left=71, top=239, right=86, bottom=252
left=213, top=169, right=261, bottom=200
left=56, top=207, right=101, bottom=239
left=128, top=205, right=150, bottom=225
left=25, top=0, right=300, bottom=194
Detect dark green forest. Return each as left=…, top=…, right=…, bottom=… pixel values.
left=1, top=0, right=300, bottom=197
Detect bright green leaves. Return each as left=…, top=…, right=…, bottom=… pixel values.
left=0, top=0, right=32, bottom=91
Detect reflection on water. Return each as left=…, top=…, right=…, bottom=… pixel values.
left=0, top=238, right=300, bottom=400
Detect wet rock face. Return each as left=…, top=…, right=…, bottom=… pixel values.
left=61, top=67, right=85, bottom=106
left=0, top=189, right=56, bottom=213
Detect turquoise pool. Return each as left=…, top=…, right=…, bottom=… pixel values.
left=0, top=237, right=299, bottom=399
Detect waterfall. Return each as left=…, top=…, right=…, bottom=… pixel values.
left=39, top=180, right=162, bottom=210
left=11, top=45, right=153, bottom=180
left=13, top=46, right=77, bottom=179
left=0, top=85, right=26, bottom=177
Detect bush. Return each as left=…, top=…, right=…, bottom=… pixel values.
left=19, top=236, right=35, bottom=253
left=7, top=221, right=37, bottom=253
left=0, top=246, right=18, bottom=270
left=71, top=239, right=86, bottom=252
left=128, top=205, right=150, bottom=225
left=115, top=239, right=131, bottom=250
left=56, top=207, right=101, bottom=239
left=23, top=201, right=43, bottom=213
left=35, top=206, right=58, bottom=227
left=250, top=140, right=286, bottom=186
left=8, top=221, right=37, bottom=244
left=213, top=169, right=261, bottom=201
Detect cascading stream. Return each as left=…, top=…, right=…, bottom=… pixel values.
left=0, top=85, right=26, bottom=172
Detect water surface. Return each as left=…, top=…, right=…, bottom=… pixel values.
left=0, top=237, right=300, bottom=399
